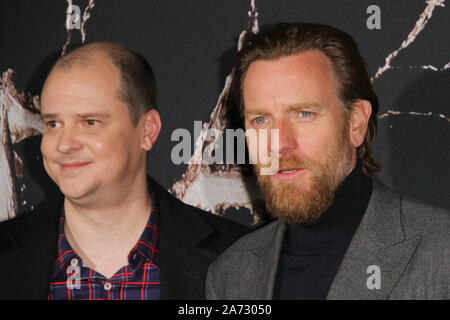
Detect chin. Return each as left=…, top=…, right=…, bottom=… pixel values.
left=56, top=181, right=90, bottom=200
left=60, top=189, right=88, bottom=201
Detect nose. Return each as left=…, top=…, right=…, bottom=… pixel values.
left=270, top=120, right=298, bottom=155
left=56, top=126, right=82, bottom=154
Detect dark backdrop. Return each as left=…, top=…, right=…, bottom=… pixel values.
left=0, top=0, right=448, bottom=224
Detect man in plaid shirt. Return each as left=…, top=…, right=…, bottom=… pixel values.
left=0, top=42, right=248, bottom=300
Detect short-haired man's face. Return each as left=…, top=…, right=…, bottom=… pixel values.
left=40, top=60, right=148, bottom=203
left=243, top=50, right=355, bottom=224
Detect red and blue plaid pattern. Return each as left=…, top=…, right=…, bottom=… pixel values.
left=48, top=183, right=160, bottom=300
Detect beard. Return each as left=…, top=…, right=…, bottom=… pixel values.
left=254, top=122, right=354, bottom=225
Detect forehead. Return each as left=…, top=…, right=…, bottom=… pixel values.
left=243, top=50, right=340, bottom=110
left=41, top=61, right=124, bottom=114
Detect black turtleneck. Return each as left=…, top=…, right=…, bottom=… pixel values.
left=273, top=158, right=373, bottom=300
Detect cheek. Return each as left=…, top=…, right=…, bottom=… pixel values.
left=245, top=129, right=272, bottom=164
left=246, top=135, right=258, bottom=164
left=295, top=123, right=338, bottom=159
left=82, top=139, right=122, bottom=177
left=86, top=131, right=136, bottom=164
left=40, top=135, right=55, bottom=160
left=85, top=136, right=116, bottom=161
left=90, top=139, right=106, bottom=152
left=40, top=136, right=56, bottom=178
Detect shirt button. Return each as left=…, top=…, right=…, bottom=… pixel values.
left=104, top=281, right=112, bottom=291
left=70, top=258, right=78, bottom=266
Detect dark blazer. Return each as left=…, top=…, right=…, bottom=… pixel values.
left=0, top=177, right=249, bottom=299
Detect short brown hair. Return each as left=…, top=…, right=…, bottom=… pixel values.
left=231, top=22, right=381, bottom=175
left=54, top=42, right=157, bottom=125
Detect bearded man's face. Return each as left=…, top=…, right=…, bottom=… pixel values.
left=243, top=51, right=357, bottom=224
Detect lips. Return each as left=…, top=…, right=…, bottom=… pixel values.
left=59, top=162, right=91, bottom=169
left=275, top=167, right=305, bottom=180
left=279, top=169, right=298, bottom=174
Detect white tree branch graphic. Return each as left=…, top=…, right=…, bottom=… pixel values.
left=372, top=0, right=449, bottom=122
left=373, top=0, right=446, bottom=80
left=62, top=0, right=96, bottom=56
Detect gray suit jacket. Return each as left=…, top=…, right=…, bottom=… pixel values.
left=206, top=178, right=449, bottom=299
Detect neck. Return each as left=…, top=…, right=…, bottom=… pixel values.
left=63, top=174, right=152, bottom=278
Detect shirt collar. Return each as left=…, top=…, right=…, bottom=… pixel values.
left=53, top=180, right=160, bottom=272
left=128, top=181, right=160, bottom=267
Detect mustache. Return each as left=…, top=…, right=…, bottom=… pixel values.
left=277, top=153, right=310, bottom=169
left=260, top=153, right=314, bottom=170
left=254, top=153, right=319, bottom=177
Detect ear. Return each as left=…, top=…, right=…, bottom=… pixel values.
left=348, top=99, right=372, bottom=148
left=141, top=109, right=161, bottom=151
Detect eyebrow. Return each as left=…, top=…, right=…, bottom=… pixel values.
left=40, top=113, right=57, bottom=120
left=244, top=109, right=271, bottom=117
left=286, top=102, right=325, bottom=112
left=40, top=112, right=112, bottom=120
left=244, top=102, right=324, bottom=117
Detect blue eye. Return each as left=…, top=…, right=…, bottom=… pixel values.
left=254, top=117, right=266, bottom=124
left=299, top=111, right=312, bottom=117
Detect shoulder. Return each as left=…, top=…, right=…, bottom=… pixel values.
left=181, top=203, right=251, bottom=252
left=148, top=176, right=251, bottom=250
left=372, top=177, right=449, bottom=238
left=395, top=196, right=450, bottom=295
left=0, top=207, right=41, bottom=234
left=191, top=205, right=250, bottom=236
left=227, top=219, right=282, bottom=252
left=0, top=195, right=62, bottom=238
left=0, top=214, right=30, bottom=254
left=399, top=196, right=450, bottom=248
left=373, top=178, right=449, bottom=266
left=400, top=196, right=449, bottom=228
left=206, top=220, right=282, bottom=298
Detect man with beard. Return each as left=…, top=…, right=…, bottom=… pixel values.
left=206, top=22, right=449, bottom=299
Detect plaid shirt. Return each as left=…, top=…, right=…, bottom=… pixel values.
left=48, top=183, right=160, bottom=300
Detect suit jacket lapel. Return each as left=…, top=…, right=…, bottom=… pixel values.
left=327, top=178, right=421, bottom=299
left=243, top=220, right=286, bottom=299
left=150, top=177, right=219, bottom=299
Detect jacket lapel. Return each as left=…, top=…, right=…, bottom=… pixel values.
left=326, top=178, right=421, bottom=299
left=243, top=220, right=286, bottom=299
left=150, top=177, right=220, bottom=299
